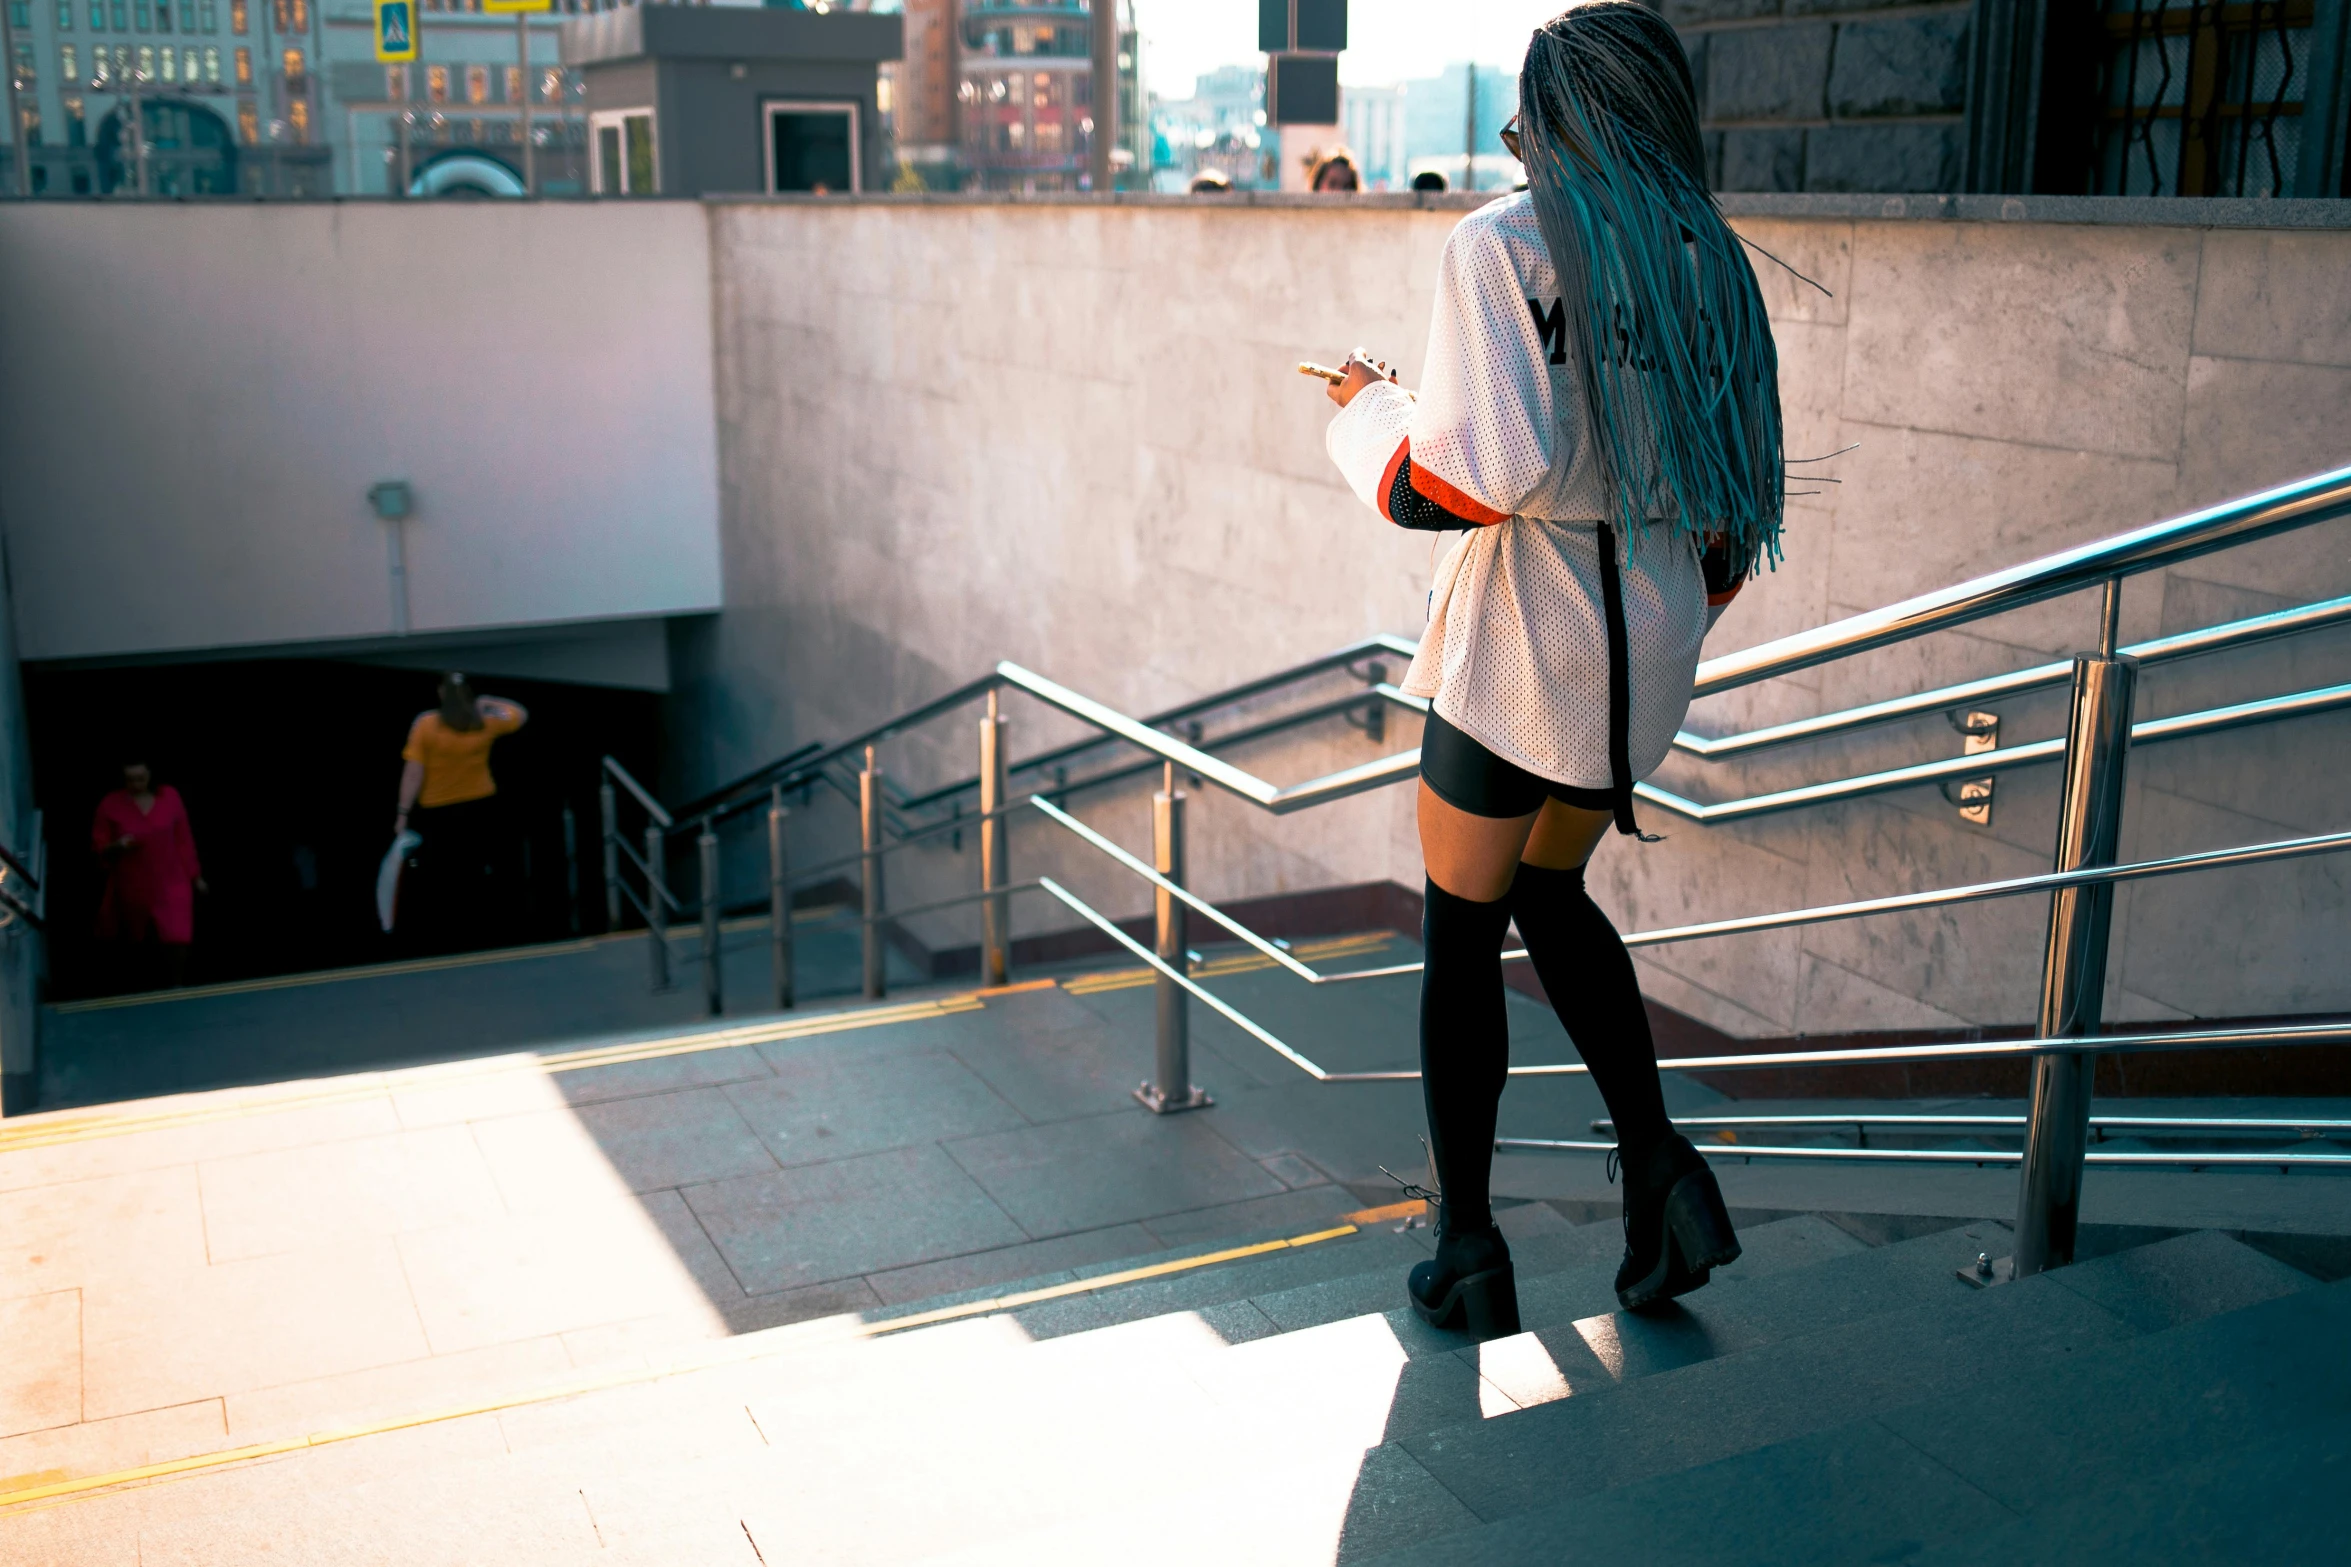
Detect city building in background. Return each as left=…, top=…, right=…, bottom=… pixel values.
left=563, top=2, right=898, bottom=195
left=327, top=2, right=581, bottom=198
left=0, top=0, right=336, bottom=195
left=1148, top=61, right=1265, bottom=191
left=947, top=0, right=1138, bottom=191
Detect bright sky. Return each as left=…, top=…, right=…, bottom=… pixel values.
left=1133, top=1, right=1571, bottom=98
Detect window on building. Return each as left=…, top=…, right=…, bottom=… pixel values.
left=425, top=62, right=445, bottom=102
left=229, top=0, right=244, bottom=30
left=90, top=43, right=107, bottom=80
left=236, top=95, right=255, bottom=142
left=90, top=0, right=104, bottom=28
left=288, top=95, right=306, bottom=142
left=232, top=42, right=246, bottom=83
left=5, top=1, right=28, bottom=30
left=503, top=64, right=519, bottom=104
left=384, top=62, right=404, bottom=99
left=59, top=43, right=77, bottom=81
left=200, top=0, right=212, bottom=25
left=591, top=107, right=654, bottom=193
left=19, top=106, right=39, bottom=147
left=11, top=40, right=33, bottom=88
left=280, top=45, right=300, bottom=85
left=538, top=65, right=560, bottom=103
left=159, top=43, right=175, bottom=80
left=202, top=43, right=215, bottom=80
left=63, top=94, right=84, bottom=145
left=111, top=0, right=124, bottom=27
left=57, top=0, right=72, bottom=27
left=465, top=63, right=486, bottom=104
left=270, top=0, right=284, bottom=27
left=133, top=0, right=148, bottom=28
left=157, top=0, right=171, bottom=31
left=288, top=0, right=302, bottom=26
left=136, top=42, right=151, bottom=80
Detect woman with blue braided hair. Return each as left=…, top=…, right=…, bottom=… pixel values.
left=1316, top=2, right=1783, bottom=1334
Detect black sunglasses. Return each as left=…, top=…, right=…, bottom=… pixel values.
left=1500, top=116, right=1522, bottom=160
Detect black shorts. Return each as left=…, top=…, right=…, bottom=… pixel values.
left=1420, top=709, right=1618, bottom=819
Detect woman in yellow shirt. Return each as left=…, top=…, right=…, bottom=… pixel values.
left=394, top=673, right=527, bottom=950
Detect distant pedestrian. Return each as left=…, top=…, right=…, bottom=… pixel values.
left=1189, top=168, right=1232, bottom=194
left=1310, top=148, right=1361, bottom=191
left=394, top=674, right=527, bottom=951
left=91, top=759, right=206, bottom=990
left=1411, top=170, right=1449, bottom=192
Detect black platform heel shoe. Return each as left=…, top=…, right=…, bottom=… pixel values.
left=1611, top=1132, right=1741, bottom=1312
left=1407, top=1211, right=1521, bottom=1337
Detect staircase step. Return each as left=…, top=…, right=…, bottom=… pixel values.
left=1911, top=1411, right=2350, bottom=1565
left=1385, top=1244, right=2139, bottom=1530
left=1350, top=1240, right=2340, bottom=1567
left=1877, top=1237, right=2336, bottom=1516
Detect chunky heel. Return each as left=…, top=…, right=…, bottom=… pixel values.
left=1613, top=1132, right=1741, bottom=1310
left=1664, top=1166, right=1742, bottom=1273
left=1412, top=1260, right=1520, bottom=1336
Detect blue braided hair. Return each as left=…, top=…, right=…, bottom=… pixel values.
left=1518, top=2, right=1784, bottom=576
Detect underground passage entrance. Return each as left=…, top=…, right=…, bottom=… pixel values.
left=24, top=656, right=661, bottom=1001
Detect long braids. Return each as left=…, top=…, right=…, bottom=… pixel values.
left=1518, top=2, right=1784, bottom=577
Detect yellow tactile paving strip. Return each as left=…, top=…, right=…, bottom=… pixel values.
left=1061, top=932, right=1398, bottom=995
left=0, top=1213, right=1386, bottom=1516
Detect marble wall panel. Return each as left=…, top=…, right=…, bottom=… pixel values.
left=700, top=201, right=2351, bottom=1035
left=1842, top=222, right=2199, bottom=461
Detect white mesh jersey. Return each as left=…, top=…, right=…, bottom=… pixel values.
left=1325, top=192, right=1735, bottom=796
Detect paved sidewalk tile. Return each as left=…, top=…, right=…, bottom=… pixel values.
left=686, top=1143, right=1031, bottom=1294
left=726, top=1047, right=1030, bottom=1169
left=0, top=1289, right=81, bottom=1439
left=472, top=1086, right=779, bottom=1208
left=194, top=1123, right=507, bottom=1262
left=945, top=1111, right=1288, bottom=1237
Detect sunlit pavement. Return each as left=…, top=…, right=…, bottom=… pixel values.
left=3, top=937, right=2344, bottom=1563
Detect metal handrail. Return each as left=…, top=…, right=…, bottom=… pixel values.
left=1494, top=1138, right=2351, bottom=1169
left=1688, top=463, right=2351, bottom=698
left=1673, top=591, right=2351, bottom=760
left=1637, top=681, right=2351, bottom=823
left=1032, top=794, right=2351, bottom=983
left=1591, top=1112, right=2351, bottom=1136
left=1024, top=860, right=2351, bottom=1084
left=601, top=756, right=674, bottom=830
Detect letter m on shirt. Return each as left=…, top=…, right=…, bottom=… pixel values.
left=1527, top=297, right=1568, bottom=365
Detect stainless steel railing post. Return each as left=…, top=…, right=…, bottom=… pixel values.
left=698, top=822, right=722, bottom=1018
left=1136, top=762, right=1211, bottom=1114
left=768, top=784, right=793, bottom=1010
left=2014, top=595, right=2135, bottom=1277
left=599, top=779, right=621, bottom=934
left=860, top=745, right=887, bottom=1000
left=979, top=687, right=1011, bottom=987
left=645, top=823, right=672, bottom=992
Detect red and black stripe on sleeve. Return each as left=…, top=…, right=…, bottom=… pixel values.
left=1378, top=439, right=1511, bottom=533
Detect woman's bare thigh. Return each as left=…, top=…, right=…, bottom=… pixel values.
left=1418, top=785, right=1614, bottom=902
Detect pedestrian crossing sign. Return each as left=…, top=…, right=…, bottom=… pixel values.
left=374, top=0, right=417, bottom=62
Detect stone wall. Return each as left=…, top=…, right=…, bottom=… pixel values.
left=1675, top=0, right=1972, bottom=193
left=688, top=190, right=2351, bottom=1040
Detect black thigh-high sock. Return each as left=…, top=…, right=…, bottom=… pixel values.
left=1508, top=861, right=1671, bottom=1154
left=1419, top=877, right=1517, bottom=1233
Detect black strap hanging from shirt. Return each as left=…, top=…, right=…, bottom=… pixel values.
left=1593, top=523, right=1647, bottom=839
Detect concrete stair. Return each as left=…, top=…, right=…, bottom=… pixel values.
left=11, top=1192, right=2336, bottom=1566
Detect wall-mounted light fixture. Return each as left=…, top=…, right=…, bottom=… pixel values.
left=369, top=480, right=415, bottom=633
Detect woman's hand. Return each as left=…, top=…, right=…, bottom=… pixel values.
left=1329, top=350, right=1400, bottom=408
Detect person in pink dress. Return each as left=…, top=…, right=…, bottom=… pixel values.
left=91, top=760, right=207, bottom=990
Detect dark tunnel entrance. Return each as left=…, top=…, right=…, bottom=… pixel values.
left=25, top=657, right=662, bottom=1001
